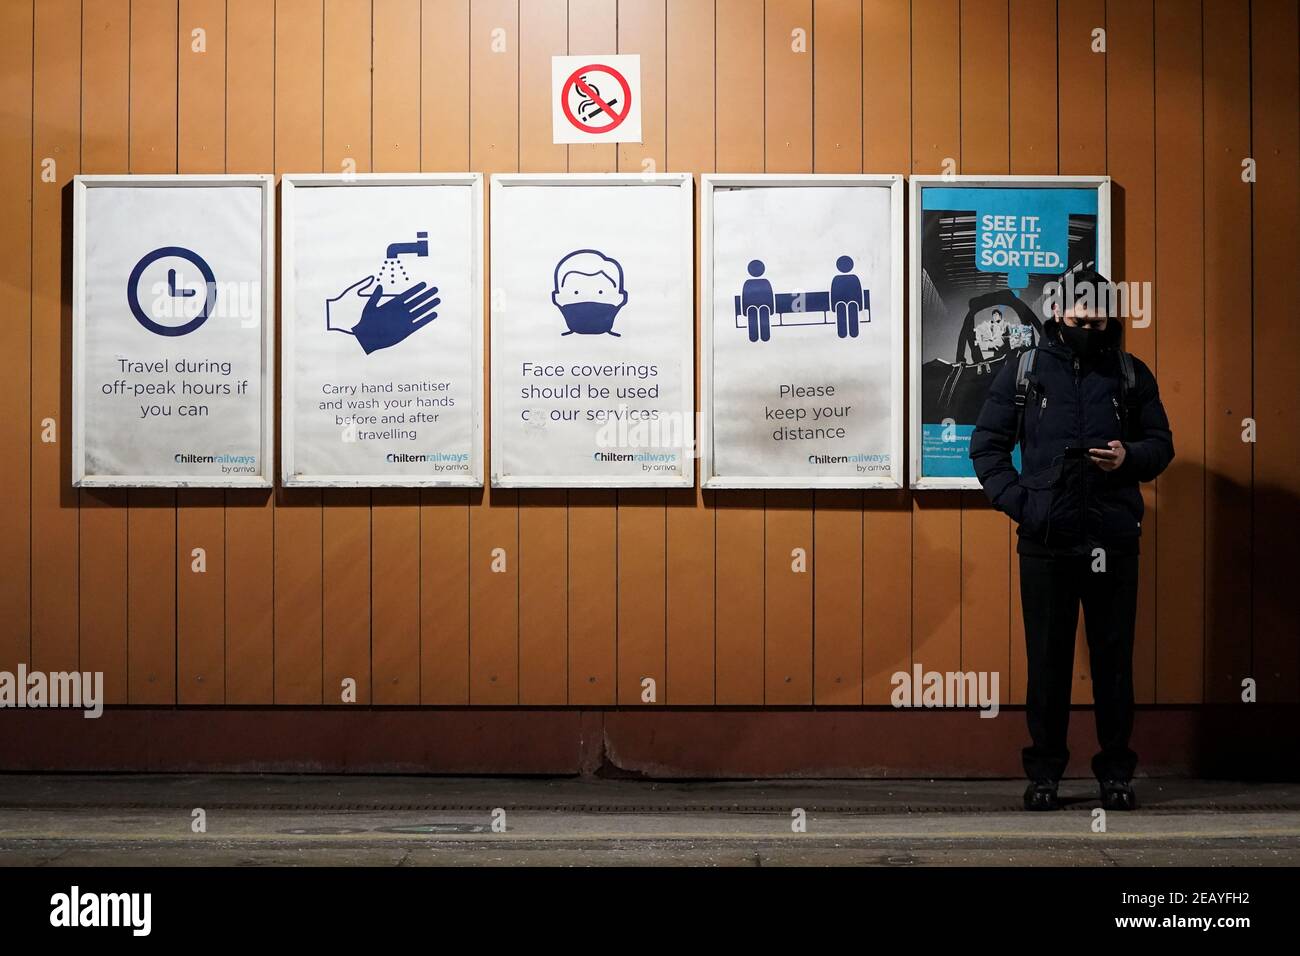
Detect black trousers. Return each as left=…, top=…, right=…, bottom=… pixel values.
left=1019, top=551, right=1140, bottom=783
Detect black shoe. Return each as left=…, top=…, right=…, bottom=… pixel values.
left=1023, top=781, right=1060, bottom=811
left=1100, top=779, right=1137, bottom=811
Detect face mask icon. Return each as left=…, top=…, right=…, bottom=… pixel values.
left=551, top=249, right=628, bottom=336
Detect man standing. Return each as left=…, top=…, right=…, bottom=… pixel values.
left=970, top=269, right=1174, bottom=812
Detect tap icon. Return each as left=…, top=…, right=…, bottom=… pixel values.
left=386, top=231, right=428, bottom=259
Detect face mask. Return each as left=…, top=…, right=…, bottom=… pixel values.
left=559, top=301, right=623, bottom=335
left=1060, top=324, right=1104, bottom=359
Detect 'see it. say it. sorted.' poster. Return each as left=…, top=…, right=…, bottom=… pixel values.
left=910, top=176, right=1110, bottom=489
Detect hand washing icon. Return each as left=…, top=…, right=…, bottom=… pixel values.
left=326, top=231, right=441, bottom=355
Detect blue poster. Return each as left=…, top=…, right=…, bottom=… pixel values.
left=917, top=185, right=1100, bottom=480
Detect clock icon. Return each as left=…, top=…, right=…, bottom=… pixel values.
left=126, top=245, right=217, bottom=337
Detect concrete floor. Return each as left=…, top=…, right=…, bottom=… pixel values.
left=1, top=775, right=1298, bottom=866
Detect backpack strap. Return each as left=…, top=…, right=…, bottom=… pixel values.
left=1116, top=350, right=1137, bottom=437
left=1013, top=348, right=1039, bottom=445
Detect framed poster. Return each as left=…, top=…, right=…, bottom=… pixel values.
left=909, top=175, right=1111, bottom=489
left=701, top=174, right=905, bottom=489
left=280, top=173, right=484, bottom=487
left=489, top=173, right=694, bottom=488
left=72, top=174, right=275, bottom=488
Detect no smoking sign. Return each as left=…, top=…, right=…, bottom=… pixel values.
left=551, top=54, right=642, bottom=145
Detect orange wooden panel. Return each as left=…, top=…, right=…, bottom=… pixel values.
left=176, top=492, right=225, bottom=703
left=273, top=0, right=326, bottom=704
left=419, top=0, right=472, bottom=704
left=30, top=0, right=81, bottom=679
left=959, top=0, right=1011, bottom=703
left=178, top=0, right=225, bottom=174
left=618, top=0, right=666, bottom=172
left=716, top=0, right=764, bottom=173
left=713, top=0, right=765, bottom=705
left=130, top=0, right=179, bottom=173
left=715, top=493, right=764, bottom=703
left=77, top=0, right=130, bottom=703
left=615, top=1, right=669, bottom=705
left=1006, top=0, right=1057, bottom=704
left=862, top=0, right=910, bottom=173
left=1057, top=0, right=1105, bottom=174
left=960, top=497, right=1010, bottom=699
left=82, top=2, right=130, bottom=173
left=421, top=490, right=470, bottom=702
left=323, top=491, right=371, bottom=703
left=319, top=0, right=373, bottom=706
left=1201, top=0, right=1253, bottom=703
left=809, top=0, right=864, bottom=705
left=762, top=0, right=814, bottom=704
left=764, top=0, right=812, bottom=174
left=1008, top=0, right=1056, bottom=176
left=814, top=491, right=863, bottom=704
left=516, top=0, right=569, bottom=705
left=374, top=0, right=421, bottom=172
left=1153, top=0, right=1205, bottom=703
left=125, top=0, right=179, bottom=705
left=79, top=494, right=128, bottom=703
left=1104, top=0, right=1157, bottom=703
left=0, top=0, right=33, bottom=675
left=911, top=0, right=960, bottom=176
left=370, top=0, right=423, bottom=704
left=176, top=0, right=229, bottom=705
left=665, top=0, right=716, bottom=705
left=372, top=493, right=420, bottom=703
left=469, top=0, right=520, bottom=705
left=960, top=0, right=1009, bottom=174
left=911, top=494, right=962, bottom=675
left=766, top=491, right=813, bottom=704
left=566, top=0, right=617, bottom=173
left=562, top=1, right=617, bottom=705
left=519, top=489, right=568, bottom=703
left=422, top=0, right=471, bottom=170
left=617, top=491, right=667, bottom=704
left=860, top=0, right=912, bottom=705
left=224, top=0, right=276, bottom=704
left=812, top=0, right=861, bottom=174
left=1251, top=0, right=1300, bottom=702
left=324, top=0, right=371, bottom=174
left=568, top=494, right=616, bottom=704
left=520, top=0, right=567, bottom=173
left=1009, top=541, right=1026, bottom=702
left=909, top=0, right=962, bottom=677
left=863, top=494, right=911, bottom=701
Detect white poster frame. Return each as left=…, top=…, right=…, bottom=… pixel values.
left=489, top=172, right=695, bottom=489
left=280, top=172, right=485, bottom=488
left=908, top=174, right=1112, bottom=491
left=72, top=174, right=276, bottom=488
left=700, top=173, right=906, bottom=490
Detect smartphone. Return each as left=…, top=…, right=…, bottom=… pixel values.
left=1063, top=446, right=1089, bottom=460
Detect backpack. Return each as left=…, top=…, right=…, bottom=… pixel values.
left=1014, top=348, right=1137, bottom=445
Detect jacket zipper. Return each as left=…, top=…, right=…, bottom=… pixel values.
left=1075, top=356, right=1087, bottom=545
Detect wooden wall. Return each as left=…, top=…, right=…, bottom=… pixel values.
left=0, top=0, right=1295, bottom=717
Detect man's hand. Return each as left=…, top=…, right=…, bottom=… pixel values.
left=1088, top=440, right=1126, bottom=472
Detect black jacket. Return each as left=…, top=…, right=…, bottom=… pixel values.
left=969, top=318, right=1174, bottom=556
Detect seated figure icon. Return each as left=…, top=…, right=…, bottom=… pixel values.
left=734, top=256, right=871, bottom=343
